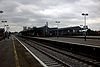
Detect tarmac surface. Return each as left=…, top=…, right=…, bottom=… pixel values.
left=0, top=37, right=16, bottom=67
left=36, top=37, right=100, bottom=47
left=0, top=36, right=42, bottom=67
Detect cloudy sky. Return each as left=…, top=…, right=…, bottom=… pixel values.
left=0, top=0, right=100, bottom=32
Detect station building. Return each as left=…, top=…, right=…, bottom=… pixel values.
left=20, top=25, right=83, bottom=37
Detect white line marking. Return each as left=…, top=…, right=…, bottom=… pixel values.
left=12, top=37, right=20, bottom=67
left=14, top=36, right=48, bottom=67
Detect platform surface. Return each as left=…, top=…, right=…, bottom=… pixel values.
left=0, top=36, right=43, bottom=67
left=35, top=37, right=100, bottom=47
left=0, top=37, right=16, bottom=67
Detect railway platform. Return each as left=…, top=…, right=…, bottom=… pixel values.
left=0, top=36, right=42, bottom=67
left=0, top=37, right=16, bottom=67
left=35, top=37, right=100, bottom=47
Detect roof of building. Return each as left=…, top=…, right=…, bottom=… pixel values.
left=59, top=26, right=81, bottom=30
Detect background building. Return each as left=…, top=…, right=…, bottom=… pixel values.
left=20, top=25, right=85, bottom=37
left=0, top=28, right=5, bottom=40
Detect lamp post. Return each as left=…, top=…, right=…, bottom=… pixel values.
left=5, top=24, right=10, bottom=39
left=2, top=21, right=7, bottom=32
left=5, top=25, right=9, bottom=31
left=82, top=13, right=88, bottom=41
left=56, top=21, right=60, bottom=38
left=1, top=20, right=7, bottom=39
left=0, top=10, right=3, bottom=27
left=0, top=11, right=3, bottom=20
left=80, top=25, right=83, bottom=35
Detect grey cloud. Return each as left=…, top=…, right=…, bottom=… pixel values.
left=0, top=0, right=100, bottom=32
left=89, top=23, right=100, bottom=31
left=0, top=1, right=20, bottom=12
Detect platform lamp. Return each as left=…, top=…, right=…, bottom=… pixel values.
left=56, top=21, right=60, bottom=38
left=82, top=13, right=88, bottom=41
left=5, top=24, right=9, bottom=32
left=2, top=21, right=7, bottom=31
left=0, top=10, right=3, bottom=27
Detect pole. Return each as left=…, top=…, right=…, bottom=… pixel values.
left=2, top=21, right=7, bottom=32
left=56, top=21, right=60, bottom=38
left=82, top=13, right=88, bottom=41
left=57, top=22, right=58, bottom=37
left=84, top=15, right=86, bottom=41
left=2, top=21, right=7, bottom=39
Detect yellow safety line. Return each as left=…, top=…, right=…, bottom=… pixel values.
left=12, top=37, right=20, bottom=67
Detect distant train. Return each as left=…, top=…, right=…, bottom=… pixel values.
left=0, top=28, right=5, bottom=40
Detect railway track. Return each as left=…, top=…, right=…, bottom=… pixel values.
left=16, top=36, right=99, bottom=67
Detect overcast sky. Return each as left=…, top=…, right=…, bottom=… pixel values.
left=0, top=0, right=100, bottom=32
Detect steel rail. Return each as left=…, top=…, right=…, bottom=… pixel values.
left=18, top=37, right=95, bottom=67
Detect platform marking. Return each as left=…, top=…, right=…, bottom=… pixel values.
left=14, top=36, right=48, bottom=67
left=12, top=37, right=20, bottom=67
